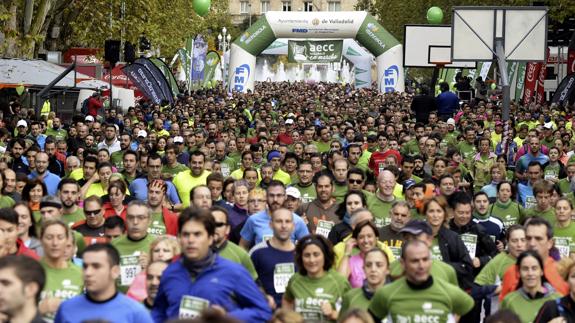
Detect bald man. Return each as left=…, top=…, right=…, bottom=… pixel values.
left=366, top=170, right=400, bottom=228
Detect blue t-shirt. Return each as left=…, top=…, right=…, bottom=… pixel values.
left=55, top=292, right=153, bottom=323
left=240, top=209, right=309, bottom=246
left=28, top=171, right=61, bottom=196
left=250, top=240, right=297, bottom=306
left=129, top=178, right=181, bottom=204
left=518, top=183, right=535, bottom=209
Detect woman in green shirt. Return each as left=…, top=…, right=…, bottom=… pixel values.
left=490, top=181, right=525, bottom=228
left=553, top=197, right=575, bottom=259
left=501, top=250, right=561, bottom=323
left=38, top=219, right=83, bottom=320
left=283, top=234, right=351, bottom=322
left=339, top=248, right=389, bottom=318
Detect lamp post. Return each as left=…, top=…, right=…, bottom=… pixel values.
left=218, top=27, right=232, bottom=91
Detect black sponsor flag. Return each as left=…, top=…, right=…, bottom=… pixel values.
left=551, top=73, right=575, bottom=106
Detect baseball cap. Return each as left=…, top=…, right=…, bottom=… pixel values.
left=137, top=130, right=147, bottom=138
left=16, top=120, right=27, bottom=128
left=173, top=136, right=184, bottom=144
left=543, top=122, right=554, bottom=130
left=399, top=220, right=432, bottom=236
left=286, top=187, right=301, bottom=200
left=446, top=118, right=456, bottom=126
left=85, top=115, right=95, bottom=122
left=403, top=179, right=416, bottom=191
left=285, top=118, right=294, bottom=125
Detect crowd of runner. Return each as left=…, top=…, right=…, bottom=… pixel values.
left=0, top=80, right=574, bottom=323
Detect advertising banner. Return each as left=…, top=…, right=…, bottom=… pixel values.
left=551, top=73, right=575, bottom=106
left=355, top=14, right=400, bottom=57
left=150, top=58, right=180, bottom=97
left=191, top=35, right=208, bottom=82
left=287, top=40, right=343, bottom=63
left=134, top=58, right=174, bottom=104
left=202, top=51, right=221, bottom=88
left=122, top=63, right=164, bottom=104
left=234, top=15, right=276, bottom=56
left=522, top=61, right=542, bottom=104
left=535, top=48, right=549, bottom=104
left=515, top=62, right=527, bottom=101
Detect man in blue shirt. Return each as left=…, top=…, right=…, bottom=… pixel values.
left=239, top=181, right=309, bottom=250
left=152, top=207, right=272, bottom=322
left=436, top=82, right=460, bottom=121
left=55, top=244, right=153, bottom=323
left=515, top=136, right=549, bottom=183
left=518, top=161, right=543, bottom=209
left=28, top=151, right=60, bottom=195
left=129, top=153, right=181, bottom=207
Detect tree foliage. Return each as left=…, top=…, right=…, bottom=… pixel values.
left=0, top=0, right=233, bottom=59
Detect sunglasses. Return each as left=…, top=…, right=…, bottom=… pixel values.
left=85, top=209, right=101, bottom=216
left=215, top=222, right=228, bottom=228
left=348, top=179, right=363, bottom=184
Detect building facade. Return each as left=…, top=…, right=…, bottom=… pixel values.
left=229, top=0, right=360, bottom=25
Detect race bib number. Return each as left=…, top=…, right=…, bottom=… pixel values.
left=431, top=245, right=443, bottom=261
left=315, top=220, right=334, bottom=238
left=179, top=295, right=210, bottom=319
left=374, top=217, right=388, bottom=229
left=525, top=196, right=537, bottom=210
left=274, top=263, right=295, bottom=294
left=120, top=252, right=141, bottom=286
left=554, top=237, right=572, bottom=258
left=544, top=169, right=558, bottom=181
left=221, top=164, right=230, bottom=178
left=262, top=234, right=273, bottom=242
left=461, top=234, right=478, bottom=259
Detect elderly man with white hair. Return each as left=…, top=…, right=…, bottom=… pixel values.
left=366, top=170, right=401, bottom=228
left=66, top=156, right=81, bottom=177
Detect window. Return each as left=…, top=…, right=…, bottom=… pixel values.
left=261, top=1, right=270, bottom=13
left=282, top=1, right=291, bottom=11
left=303, top=1, right=313, bottom=11
left=240, top=1, right=250, bottom=14
left=328, top=1, right=341, bottom=11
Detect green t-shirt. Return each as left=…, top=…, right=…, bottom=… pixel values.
left=62, top=208, right=85, bottom=228
left=457, top=142, right=477, bottom=168
left=431, top=238, right=443, bottom=261
left=389, top=260, right=458, bottom=286
left=490, top=200, right=524, bottom=228
left=558, top=178, right=571, bottom=195
left=525, top=207, right=556, bottom=226
left=40, top=260, right=83, bottom=321
left=501, top=290, right=561, bottom=323
left=543, top=163, right=561, bottom=182
left=339, top=288, right=370, bottom=319
left=474, top=252, right=516, bottom=286
left=332, top=183, right=348, bottom=204
left=553, top=222, right=575, bottom=257
left=110, top=150, right=124, bottom=170
left=220, top=157, right=237, bottom=178
left=162, top=163, right=189, bottom=177
left=111, top=234, right=155, bottom=291
left=45, top=128, right=68, bottom=141
left=293, top=183, right=316, bottom=204
left=313, top=141, right=331, bottom=154
left=368, top=276, right=474, bottom=322
left=0, top=195, right=15, bottom=208
left=284, top=270, right=351, bottom=322
left=148, top=212, right=167, bottom=237
left=366, top=193, right=396, bottom=228
left=218, top=241, right=258, bottom=280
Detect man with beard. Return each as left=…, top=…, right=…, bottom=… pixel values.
left=259, top=163, right=274, bottom=190
left=110, top=133, right=133, bottom=169
left=412, top=155, right=426, bottom=179
left=27, top=121, right=47, bottom=151
left=146, top=179, right=179, bottom=236
left=2, top=169, right=20, bottom=202
left=58, top=178, right=85, bottom=227
left=44, top=138, right=65, bottom=177
left=45, top=117, right=67, bottom=141
left=9, top=138, right=29, bottom=175
left=250, top=208, right=297, bottom=309
left=28, top=152, right=61, bottom=195
left=297, top=174, right=340, bottom=237
left=73, top=195, right=108, bottom=245
left=142, top=261, right=168, bottom=310
left=239, top=181, right=309, bottom=250
left=211, top=206, right=258, bottom=279
left=97, top=124, right=121, bottom=154
left=292, top=161, right=316, bottom=204
left=173, top=151, right=211, bottom=208
left=121, top=150, right=141, bottom=185
left=378, top=201, right=411, bottom=258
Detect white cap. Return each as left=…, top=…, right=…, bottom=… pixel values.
left=85, top=115, right=95, bottom=122
left=543, top=122, right=554, bottom=130
left=285, top=118, right=294, bottom=125
left=16, top=120, right=27, bottom=128
left=286, top=186, right=301, bottom=199
left=173, top=136, right=184, bottom=143
left=446, top=118, right=456, bottom=126
left=137, top=130, right=147, bottom=138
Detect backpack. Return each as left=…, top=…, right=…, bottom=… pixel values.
left=80, top=98, right=89, bottom=115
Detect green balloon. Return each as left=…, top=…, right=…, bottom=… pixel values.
left=491, top=83, right=497, bottom=90
left=15, top=84, right=25, bottom=96
left=193, top=0, right=211, bottom=17
left=427, top=7, right=443, bottom=24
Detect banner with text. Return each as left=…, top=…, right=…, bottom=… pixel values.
left=287, top=40, right=343, bottom=63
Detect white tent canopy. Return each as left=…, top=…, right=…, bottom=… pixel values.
left=0, top=58, right=92, bottom=87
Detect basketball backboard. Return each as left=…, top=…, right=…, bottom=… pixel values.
left=403, top=25, right=476, bottom=68
left=451, top=7, right=547, bottom=62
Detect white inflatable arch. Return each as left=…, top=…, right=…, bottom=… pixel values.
left=228, top=11, right=404, bottom=93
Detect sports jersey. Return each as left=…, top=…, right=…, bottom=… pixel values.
left=72, top=222, right=107, bottom=246
left=240, top=209, right=309, bottom=246
left=162, top=163, right=189, bottom=177
left=111, top=234, right=155, bottom=291
left=553, top=222, right=575, bottom=258
left=249, top=240, right=296, bottom=306
left=388, top=260, right=458, bottom=286
left=297, top=200, right=340, bottom=236
left=339, top=288, right=371, bottom=319
left=525, top=207, right=556, bottom=226
left=501, top=286, right=561, bottom=323
left=149, top=212, right=167, bottom=236
left=172, top=170, right=211, bottom=207
left=378, top=225, right=404, bottom=258
left=55, top=292, right=153, bottom=323
left=152, top=256, right=271, bottom=322
left=272, top=169, right=292, bottom=185
left=368, top=276, right=474, bottom=322
left=284, top=269, right=351, bottom=322
left=474, top=252, right=516, bottom=286
left=40, top=260, right=83, bottom=321
left=366, top=193, right=397, bottom=228
left=216, top=240, right=258, bottom=280
left=61, top=209, right=85, bottom=228
left=490, top=200, right=525, bottom=228
left=0, top=195, right=15, bottom=208
left=292, top=183, right=316, bottom=204
left=332, top=183, right=348, bottom=204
